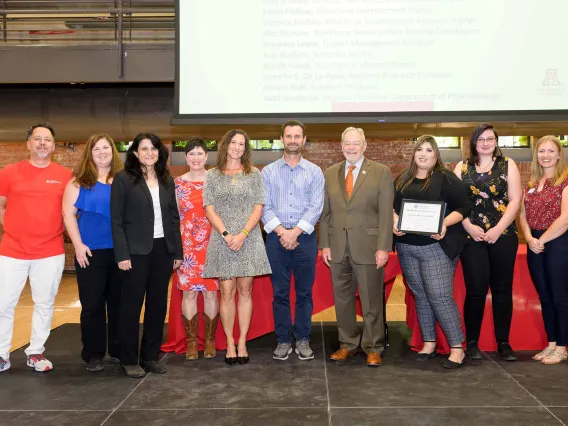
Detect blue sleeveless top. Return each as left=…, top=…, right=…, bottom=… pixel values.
left=74, top=181, right=113, bottom=250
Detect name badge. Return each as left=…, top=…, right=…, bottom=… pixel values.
left=528, top=188, right=535, bottom=194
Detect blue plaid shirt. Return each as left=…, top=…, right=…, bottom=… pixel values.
left=261, top=157, right=324, bottom=234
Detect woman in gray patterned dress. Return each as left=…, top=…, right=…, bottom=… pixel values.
left=203, top=129, right=271, bottom=365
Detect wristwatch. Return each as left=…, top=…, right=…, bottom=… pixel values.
left=222, top=230, right=229, bottom=237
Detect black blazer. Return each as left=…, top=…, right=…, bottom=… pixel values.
left=110, top=170, right=183, bottom=263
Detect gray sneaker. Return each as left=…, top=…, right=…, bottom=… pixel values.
left=273, top=343, right=293, bottom=360
left=295, top=339, right=315, bottom=360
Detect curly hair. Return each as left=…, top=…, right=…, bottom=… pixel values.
left=215, top=129, right=252, bottom=174
left=73, top=133, right=123, bottom=189
left=124, top=133, right=170, bottom=184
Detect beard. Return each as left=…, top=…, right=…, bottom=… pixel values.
left=285, top=144, right=301, bottom=154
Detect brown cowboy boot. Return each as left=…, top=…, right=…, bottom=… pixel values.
left=202, top=312, right=219, bottom=359
left=182, top=314, right=199, bottom=360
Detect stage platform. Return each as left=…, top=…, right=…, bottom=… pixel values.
left=0, top=323, right=566, bottom=426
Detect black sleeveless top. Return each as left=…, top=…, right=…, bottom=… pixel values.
left=460, top=156, right=517, bottom=236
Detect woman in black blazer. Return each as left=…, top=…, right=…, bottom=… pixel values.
left=111, top=133, right=183, bottom=378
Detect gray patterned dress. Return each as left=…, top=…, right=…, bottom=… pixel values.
left=202, top=167, right=272, bottom=278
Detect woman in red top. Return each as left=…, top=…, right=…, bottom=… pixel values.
left=176, top=138, right=219, bottom=360
left=519, top=135, right=568, bottom=365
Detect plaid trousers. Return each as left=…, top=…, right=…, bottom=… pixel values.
left=396, top=242, right=464, bottom=346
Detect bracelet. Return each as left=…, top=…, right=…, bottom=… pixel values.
left=241, top=228, right=250, bottom=236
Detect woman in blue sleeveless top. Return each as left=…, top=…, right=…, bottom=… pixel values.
left=62, top=133, right=123, bottom=372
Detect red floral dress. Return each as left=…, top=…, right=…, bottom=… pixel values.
left=175, top=177, right=218, bottom=292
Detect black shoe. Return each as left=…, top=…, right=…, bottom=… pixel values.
left=237, top=356, right=249, bottom=365
left=121, top=364, right=146, bottom=378
left=415, top=350, right=436, bottom=362
left=140, top=360, right=167, bottom=374
left=442, top=347, right=466, bottom=369
left=497, top=342, right=517, bottom=362
left=466, top=341, right=482, bottom=360
left=225, top=356, right=238, bottom=365
left=85, top=359, right=104, bottom=372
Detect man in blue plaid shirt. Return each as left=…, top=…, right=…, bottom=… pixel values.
left=261, top=120, right=324, bottom=361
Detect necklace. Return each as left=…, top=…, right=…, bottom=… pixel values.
left=477, top=159, right=494, bottom=175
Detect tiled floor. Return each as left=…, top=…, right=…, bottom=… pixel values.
left=1, top=323, right=567, bottom=426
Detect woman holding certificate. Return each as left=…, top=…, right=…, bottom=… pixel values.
left=453, top=123, right=522, bottom=362
left=519, top=136, right=568, bottom=365
left=393, top=135, right=470, bottom=369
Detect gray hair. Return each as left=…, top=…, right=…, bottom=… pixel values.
left=341, top=127, right=366, bottom=144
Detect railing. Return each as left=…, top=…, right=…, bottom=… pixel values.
left=0, top=0, right=175, bottom=44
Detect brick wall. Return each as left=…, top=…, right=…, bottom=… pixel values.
left=0, top=139, right=532, bottom=271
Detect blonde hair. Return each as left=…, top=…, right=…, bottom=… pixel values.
left=341, top=127, right=366, bottom=144
left=528, top=135, right=568, bottom=188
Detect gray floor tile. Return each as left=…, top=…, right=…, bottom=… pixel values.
left=549, top=407, right=568, bottom=424
left=331, top=407, right=562, bottom=426
left=322, top=324, right=536, bottom=408
left=121, top=330, right=328, bottom=409
left=486, top=352, right=568, bottom=407
left=105, top=408, right=328, bottom=425
left=0, top=410, right=110, bottom=426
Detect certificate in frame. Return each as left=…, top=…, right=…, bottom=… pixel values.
left=397, top=199, right=446, bottom=236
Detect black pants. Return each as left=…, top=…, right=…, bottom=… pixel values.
left=119, top=238, right=173, bottom=365
left=75, top=249, right=121, bottom=362
left=527, top=230, right=568, bottom=346
left=460, top=234, right=518, bottom=343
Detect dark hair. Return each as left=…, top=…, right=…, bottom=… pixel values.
left=26, top=122, right=55, bottom=140
left=281, top=120, right=305, bottom=137
left=468, top=123, right=502, bottom=166
left=395, top=135, right=448, bottom=193
left=124, top=133, right=170, bottom=184
left=184, top=137, right=207, bottom=154
left=216, top=129, right=253, bottom=174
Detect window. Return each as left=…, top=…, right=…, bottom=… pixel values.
left=172, top=140, right=218, bottom=152
left=115, top=141, right=132, bottom=152
left=559, top=136, right=568, bottom=147
left=434, top=136, right=460, bottom=149
left=249, top=139, right=284, bottom=150
left=497, top=136, right=530, bottom=148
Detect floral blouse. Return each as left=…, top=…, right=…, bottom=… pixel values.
left=524, top=177, right=568, bottom=231
left=460, top=156, right=517, bottom=236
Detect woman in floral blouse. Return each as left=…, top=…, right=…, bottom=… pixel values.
left=519, top=135, right=568, bottom=365
left=176, top=138, right=219, bottom=360
left=453, top=123, right=522, bottom=362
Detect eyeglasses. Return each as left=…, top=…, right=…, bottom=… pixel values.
left=477, top=137, right=496, bottom=143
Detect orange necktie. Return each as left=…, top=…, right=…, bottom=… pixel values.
left=346, top=165, right=356, bottom=199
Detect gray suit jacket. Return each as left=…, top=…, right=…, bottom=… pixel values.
left=319, top=158, right=394, bottom=264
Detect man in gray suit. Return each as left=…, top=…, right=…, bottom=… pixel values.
left=320, top=127, right=394, bottom=367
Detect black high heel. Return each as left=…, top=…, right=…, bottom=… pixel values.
left=225, top=355, right=237, bottom=365
left=225, top=346, right=238, bottom=365
left=237, top=347, right=249, bottom=365
left=415, top=341, right=436, bottom=362
left=442, top=346, right=466, bottom=369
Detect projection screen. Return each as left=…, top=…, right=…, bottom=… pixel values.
left=174, top=0, right=568, bottom=124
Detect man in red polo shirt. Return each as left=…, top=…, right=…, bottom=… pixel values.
left=0, top=123, right=72, bottom=373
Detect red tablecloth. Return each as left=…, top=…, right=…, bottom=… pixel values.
left=161, top=245, right=546, bottom=354
left=405, top=244, right=548, bottom=353
left=161, top=252, right=401, bottom=353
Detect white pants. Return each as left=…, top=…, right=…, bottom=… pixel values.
left=0, top=254, right=65, bottom=360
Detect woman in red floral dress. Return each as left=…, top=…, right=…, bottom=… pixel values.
left=176, top=138, right=219, bottom=360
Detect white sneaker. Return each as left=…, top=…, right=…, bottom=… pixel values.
left=27, top=354, right=53, bottom=372
left=0, top=357, right=10, bottom=373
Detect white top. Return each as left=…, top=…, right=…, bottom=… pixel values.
left=148, top=186, right=164, bottom=238
left=344, top=156, right=365, bottom=184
